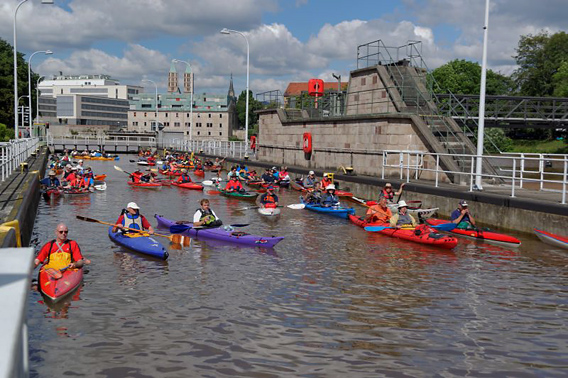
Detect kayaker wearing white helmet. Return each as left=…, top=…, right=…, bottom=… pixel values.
left=389, top=200, right=417, bottom=229
left=321, top=184, right=340, bottom=207
left=112, top=202, right=155, bottom=235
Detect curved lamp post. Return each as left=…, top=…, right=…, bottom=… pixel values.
left=172, top=59, right=193, bottom=142
left=28, top=50, right=52, bottom=137
left=220, top=28, right=249, bottom=144
left=13, top=0, right=54, bottom=140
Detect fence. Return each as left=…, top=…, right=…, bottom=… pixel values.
left=170, top=139, right=251, bottom=159
left=0, top=138, right=40, bottom=182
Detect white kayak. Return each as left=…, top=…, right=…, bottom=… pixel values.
left=258, top=207, right=281, bottom=217
left=387, top=204, right=438, bottom=219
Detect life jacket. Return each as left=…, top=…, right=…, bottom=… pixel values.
left=79, top=177, right=92, bottom=189
left=48, top=177, right=60, bottom=187
left=122, top=211, right=143, bottom=230
left=178, top=174, right=191, bottom=183
left=396, top=212, right=414, bottom=226
left=320, top=178, right=332, bottom=189
left=195, top=208, right=222, bottom=227
left=131, top=172, right=142, bottom=183
left=43, top=239, right=75, bottom=270
left=225, top=180, right=242, bottom=191
left=279, top=171, right=288, bottom=180
left=381, top=189, right=394, bottom=201
left=261, top=194, right=277, bottom=208
left=322, top=193, right=339, bottom=207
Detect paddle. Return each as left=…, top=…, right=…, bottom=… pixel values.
left=76, top=215, right=189, bottom=246
left=170, top=222, right=250, bottom=234
left=114, top=165, right=132, bottom=175
left=94, top=183, right=107, bottom=191
left=43, top=266, right=69, bottom=279
left=364, top=223, right=457, bottom=232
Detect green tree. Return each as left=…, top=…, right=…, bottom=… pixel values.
left=552, top=61, right=568, bottom=97
left=431, top=59, right=514, bottom=95
left=0, top=123, right=15, bottom=142
left=0, top=38, right=39, bottom=132
left=513, top=31, right=568, bottom=96
left=236, top=90, right=262, bottom=137
left=484, top=128, right=513, bottom=153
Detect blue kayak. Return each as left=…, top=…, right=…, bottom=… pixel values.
left=108, top=227, right=168, bottom=260
left=300, top=198, right=355, bottom=219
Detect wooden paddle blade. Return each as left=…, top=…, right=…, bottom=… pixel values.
left=432, top=223, right=457, bottom=231
left=170, top=224, right=191, bottom=233
left=182, top=235, right=191, bottom=247
left=201, top=180, right=213, bottom=186
left=44, top=268, right=62, bottom=279
left=364, top=226, right=390, bottom=232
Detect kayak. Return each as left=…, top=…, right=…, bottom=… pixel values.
left=108, top=227, right=169, bottom=259
left=159, top=169, right=182, bottom=176
left=38, top=267, right=83, bottom=302
left=258, top=207, right=281, bottom=216
left=155, top=215, right=284, bottom=248
left=43, top=188, right=62, bottom=200
left=291, top=181, right=352, bottom=197
left=194, top=169, right=205, bottom=177
left=349, top=215, right=458, bottom=249
left=90, top=156, right=119, bottom=161
left=278, top=181, right=290, bottom=188
left=353, top=197, right=439, bottom=219
left=301, top=198, right=355, bottom=219
left=172, top=181, right=204, bottom=190
left=94, top=174, right=107, bottom=181
left=61, top=189, right=92, bottom=196
left=427, top=218, right=521, bottom=247
left=220, top=189, right=258, bottom=200
left=534, top=229, right=568, bottom=250
left=127, top=181, right=162, bottom=189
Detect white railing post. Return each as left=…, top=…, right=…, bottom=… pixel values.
left=381, top=152, right=385, bottom=180
left=469, top=156, right=475, bottom=192
left=435, top=154, right=440, bottom=187
left=562, top=157, right=567, bottom=205
left=399, top=152, right=404, bottom=179
left=511, top=158, right=516, bottom=198
left=519, top=153, right=524, bottom=189
left=539, top=154, right=544, bottom=191
left=406, top=153, right=410, bottom=182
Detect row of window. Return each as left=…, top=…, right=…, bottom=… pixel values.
left=81, top=104, right=129, bottom=112
left=82, top=97, right=129, bottom=106
left=133, top=112, right=223, bottom=118
left=82, top=111, right=127, bottom=119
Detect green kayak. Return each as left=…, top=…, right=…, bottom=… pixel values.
left=220, top=189, right=258, bottom=200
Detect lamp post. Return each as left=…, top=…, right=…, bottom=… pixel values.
left=141, top=78, right=158, bottom=132
left=172, top=59, right=193, bottom=142
left=13, top=0, right=54, bottom=140
left=220, top=28, right=249, bottom=145
left=475, top=0, right=490, bottom=190
left=28, top=50, right=52, bottom=137
left=36, top=76, right=43, bottom=138
left=18, top=95, right=29, bottom=137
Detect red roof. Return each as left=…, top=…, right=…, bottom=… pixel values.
left=284, top=82, right=348, bottom=97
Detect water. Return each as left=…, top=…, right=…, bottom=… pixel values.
left=28, top=157, right=568, bottom=377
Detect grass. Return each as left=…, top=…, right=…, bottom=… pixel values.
left=508, top=139, right=568, bottom=154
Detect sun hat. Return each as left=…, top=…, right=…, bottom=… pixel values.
left=309, top=170, right=315, bottom=175
left=325, top=184, right=336, bottom=191
left=127, top=202, right=140, bottom=210
left=398, top=200, right=408, bottom=208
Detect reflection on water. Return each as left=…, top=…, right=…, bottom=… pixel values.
left=27, top=157, right=568, bottom=377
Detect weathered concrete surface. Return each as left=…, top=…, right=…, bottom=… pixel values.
left=0, top=147, right=49, bottom=247
left=202, top=154, right=568, bottom=237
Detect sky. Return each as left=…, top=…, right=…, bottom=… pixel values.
left=0, top=0, right=565, bottom=97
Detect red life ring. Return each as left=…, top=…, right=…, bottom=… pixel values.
left=303, top=133, right=312, bottom=154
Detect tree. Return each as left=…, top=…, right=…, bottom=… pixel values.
left=513, top=31, right=568, bottom=96
left=235, top=90, right=262, bottom=137
left=0, top=123, right=15, bottom=142
left=552, top=61, right=568, bottom=97
left=431, top=59, right=514, bottom=95
left=0, top=38, right=39, bottom=132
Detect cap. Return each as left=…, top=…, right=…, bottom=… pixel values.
left=78, top=159, right=83, bottom=163
left=398, top=200, right=408, bottom=208
left=181, top=169, right=187, bottom=173
left=127, top=202, right=140, bottom=209
left=459, top=200, right=468, bottom=207
left=325, top=184, right=336, bottom=191
left=272, top=166, right=277, bottom=170
left=385, top=183, right=392, bottom=188
left=309, top=170, right=315, bottom=175
left=48, top=170, right=56, bottom=176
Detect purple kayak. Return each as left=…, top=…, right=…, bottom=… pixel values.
left=155, top=215, right=285, bottom=248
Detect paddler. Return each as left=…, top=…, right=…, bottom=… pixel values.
left=177, top=169, right=192, bottom=183
left=318, top=173, right=333, bottom=191
left=130, top=168, right=143, bottom=183
left=193, top=199, right=223, bottom=227
left=225, top=175, right=246, bottom=193
left=35, top=223, right=86, bottom=271
left=450, top=200, right=476, bottom=229
left=140, top=169, right=156, bottom=183
left=389, top=200, right=417, bottom=229
left=380, top=182, right=405, bottom=204
left=321, top=184, right=340, bottom=207
left=40, top=170, right=61, bottom=189
left=112, top=202, right=155, bottom=234
left=259, top=186, right=278, bottom=209
left=77, top=170, right=95, bottom=190
left=261, top=168, right=276, bottom=184
left=365, top=196, right=392, bottom=224
left=303, top=170, right=317, bottom=189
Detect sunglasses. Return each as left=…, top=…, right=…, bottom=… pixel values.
left=58, top=230, right=69, bottom=234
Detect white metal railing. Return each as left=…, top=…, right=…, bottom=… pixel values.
left=171, top=139, right=251, bottom=159
left=0, top=138, right=40, bottom=182
left=46, top=134, right=157, bottom=149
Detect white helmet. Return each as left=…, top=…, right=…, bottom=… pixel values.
left=325, top=184, right=336, bottom=191
left=127, top=202, right=140, bottom=210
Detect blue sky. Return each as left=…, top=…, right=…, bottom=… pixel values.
left=0, top=0, right=564, bottom=96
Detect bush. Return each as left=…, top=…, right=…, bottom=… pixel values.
left=484, top=128, right=513, bottom=153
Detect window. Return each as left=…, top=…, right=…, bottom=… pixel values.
left=174, top=122, right=180, bottom=127
left=144, top=112, right=147, bottom=117
left=197, top=113, right=200, bottom=118
left=144, top=122, right=147, bottom=126
left=361, top=78, right=366, bottom=85
left=220, top=114, right=223, bottom=118
left=373, top=75, right=378, bottom=84
left=197, top=131, right=200, bottom=135
left=185, top=122, right=189, bottom=127
left=165, top=113, right=168, bottom=117
left=219, top=132, right=222, bottom=136
left=134, top=112, right=136, bottom=117
left=176, top=113, right=179, bottom=117
left=208, top=114, right=211, bottom=118
left=186, top=113, right=189, bottom=117
left=208, top=131, right=211, bottom=135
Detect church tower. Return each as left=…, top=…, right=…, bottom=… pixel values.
left=228, top=73, right=236, bottom=103
left=168, top=61, right=178, bottom=93
left=183, top=64, right=194, bottom=94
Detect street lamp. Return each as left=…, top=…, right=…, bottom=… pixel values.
left=36, top=76, right=43, bottom=138
left=13, top=0, right=54, bottom=140
left=220, top=28, right=250, bottom=144
left=475, top=0, right=490, bottom=190
left=141, top=78, right=158, bottom=132
left=28, top=50, right=52, bottom=137
left=172, top=59, right=193, bottom=142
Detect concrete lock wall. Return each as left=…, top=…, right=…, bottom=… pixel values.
left=257, top=110, right=451, bottom=183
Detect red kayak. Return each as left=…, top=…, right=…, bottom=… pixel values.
left=94, top=174, right=107, bottom=181
left=159, top=169, right=182, bottom=176
left=127, top=181, right=162, bottom=189
left=427, top=218, right=521, bottom=247
left=194, top=169, right=205, bottom=177
left=534, top=228, right=568, bottom=250
left=349, top=215, right=458, bottom=249
left=172, top=182, right=204, bottom=190
left=39, top=267, right=83, bottom=302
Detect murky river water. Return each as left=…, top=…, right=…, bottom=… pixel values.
left=28, top=157, right=568, bottom=377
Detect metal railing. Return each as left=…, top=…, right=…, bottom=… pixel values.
left=171, top=139, right=251, bottom=159
left=47, top=135, right=157, bottom=148
left=0, top=138, right=40, bottom=182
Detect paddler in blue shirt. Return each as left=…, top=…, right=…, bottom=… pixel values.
left=450, top=200, right=476, bottom=229
left=321, top=185, right=340, bottom=207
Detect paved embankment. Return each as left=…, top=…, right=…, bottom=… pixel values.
left=200, top=154, right=568, bottom=236
left=0, top=146, right=49, bottom=247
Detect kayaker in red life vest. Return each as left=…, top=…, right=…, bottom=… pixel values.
left=225, top=175, right=245, bottom=193
left=381, top=182, right=405, bottom=203
left=450, top=200, right=477, bottom=229
left=390, top=201, right=417, bottom=229
left=259, top=186, right=279, bottom=208
left=177, top=169, right=192, bottom=183
left=193, top=199, right=222, bottom=227
left=35, top=223, right=86, bottom=271
left=130, top=169, right=143, bottom=183
left=78, top=171, right=94, bottom=190
left=113, top=202, right=155, bottom=235
left=319, top=174, right=333, bottom=191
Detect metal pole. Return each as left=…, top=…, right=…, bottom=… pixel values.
left=475, top=0, right=490, bottom=190
left=36, top=76, right=43, bottom=136
left=562, top=158, right=567, bottom=205
left=13, top=0, right=29, bottom=140
left=28, top=51, right=51, bottom=139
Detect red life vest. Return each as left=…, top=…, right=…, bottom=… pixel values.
left=381, top=189, right=394, bottom=201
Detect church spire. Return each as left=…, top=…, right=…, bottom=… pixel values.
left=228, top=73, right=235, bottom=99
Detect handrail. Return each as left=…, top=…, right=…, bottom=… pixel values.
left=0, top=138, right=40, bottom=182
